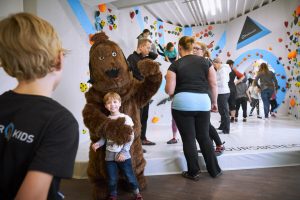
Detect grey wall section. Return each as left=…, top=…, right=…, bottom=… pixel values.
left=23, top=0, right=37, bottom=14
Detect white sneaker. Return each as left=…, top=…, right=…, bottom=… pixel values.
left=217, top=129, right=223, bottom=133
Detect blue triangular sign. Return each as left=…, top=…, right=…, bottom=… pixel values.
left=237, top=16, right=271, bottom=49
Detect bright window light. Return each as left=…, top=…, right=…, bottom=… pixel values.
left=209, top=0, right=216, bottom=16
left=202, top=0, right=209, bottom=15
left=216, top=0, right=222, bottom=13
left=202, top=0, right=216, bottom=16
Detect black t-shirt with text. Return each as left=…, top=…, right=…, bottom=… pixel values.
left=168, top=54, right=211, bottom=95
left=0, top=91, right=79, bottom=200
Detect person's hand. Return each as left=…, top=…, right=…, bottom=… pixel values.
left=211, top=103, right=218, bottom=112
left=91, top=143, right=100, bottom=152
left=116, top=153, right=126, bottom=162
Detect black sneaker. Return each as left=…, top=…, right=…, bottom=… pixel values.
left=212, top=171, right=223, bottom=178
left=142, top=139, right=156, bottom=145
left=167, top=138, right=178, bottom=144
left=243, top=118, right=247, bottom=122
left=182, top=171, right=201, bottom=181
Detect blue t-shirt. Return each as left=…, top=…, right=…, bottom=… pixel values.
left=172, top=92, right=211, bottom=111
left=164, top=48, right=177, bottom=59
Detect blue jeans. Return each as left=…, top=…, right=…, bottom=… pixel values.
left=261, top=88, right=274, bottom=118
left=106, top=159, right=139, bottom=196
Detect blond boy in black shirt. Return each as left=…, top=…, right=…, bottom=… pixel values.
left=0, top=13, right=79, bottom=200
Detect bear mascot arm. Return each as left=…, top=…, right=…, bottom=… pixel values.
left=132, top=59, right=162, bottom=108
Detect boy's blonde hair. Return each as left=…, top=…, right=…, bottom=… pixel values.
left=103, top=92, right=121, bottom=104
left=0, top=12, right=63, bottom=81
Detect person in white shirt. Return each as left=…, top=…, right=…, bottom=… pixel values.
left=92, top=92, right=143, bottom=200
left=212, top=58, right=231, bottom=134
left=247, top=79, right=262, bottom=118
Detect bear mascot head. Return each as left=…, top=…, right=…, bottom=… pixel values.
left=82, top=32, right=162, bottom=199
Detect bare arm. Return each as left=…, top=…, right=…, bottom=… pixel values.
left=235, top=75, right=245, bottom=85
left=15, top=171, right=52, bottom=200
left=246, top=88, right=252, bottom=102
left=207, top=66, right=218, bottom=112
left=165, top=70, right=176, bottom=96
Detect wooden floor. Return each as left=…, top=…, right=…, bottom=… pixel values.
left=61, top=166, right=300, bottom=200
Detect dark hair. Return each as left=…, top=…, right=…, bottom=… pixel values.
left=166, top=42, right=174, bottom=51
left=258, top=63, right=269, bottom=74
left=142, top=29, right=150, bottom=34
left=226, top=59, right=234, bottom=66
left=179, top=36, right=194, bottom=51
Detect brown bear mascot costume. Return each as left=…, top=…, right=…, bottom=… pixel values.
left=82, top=32, right=162, bottom=200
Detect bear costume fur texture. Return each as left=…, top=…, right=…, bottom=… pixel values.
left=82, top=32, right=162, bottom=200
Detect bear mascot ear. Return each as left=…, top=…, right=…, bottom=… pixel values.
left=90, top=31, right=109, bottom=47
left=91, top=32, right=132, bottom=72
left=88, top=32, right=132, bottom=85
